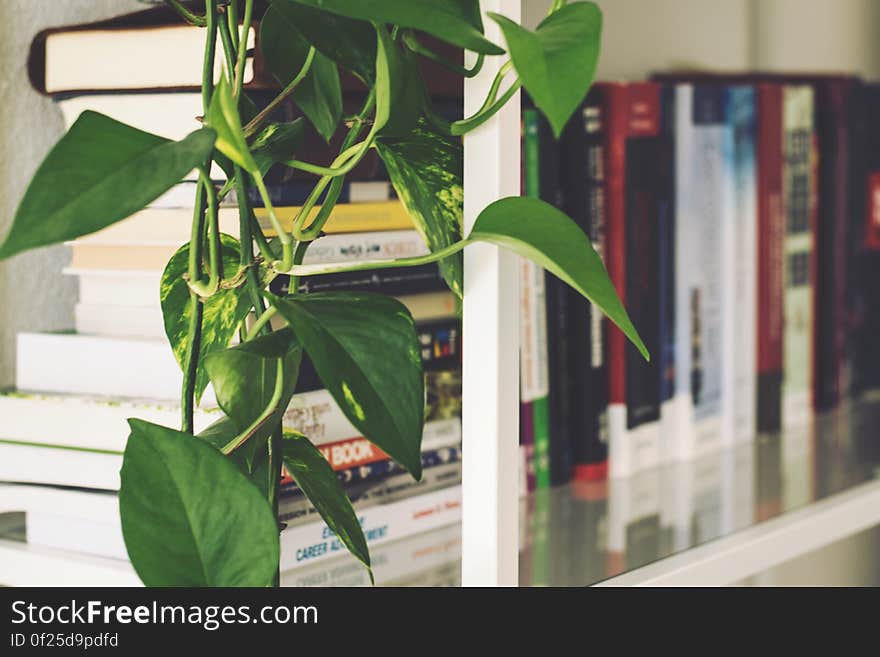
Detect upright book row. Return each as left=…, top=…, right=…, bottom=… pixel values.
left=520, top=75, right=880, bottom=487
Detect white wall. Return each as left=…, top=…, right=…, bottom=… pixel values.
left=0, top=0, right=142, bottom=387
left=523, top=0, right=880, bottom=80
left=752, top=0, right=880, bottom=78
left=522, top=0, right=752, bottom=79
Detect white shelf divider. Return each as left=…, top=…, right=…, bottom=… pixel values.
left=461, top=0, right=522, bottom=587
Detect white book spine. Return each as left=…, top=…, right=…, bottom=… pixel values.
left=731, top=88, right=758, bottom=444
left=280, top=485, right=461, bottom=571
left=0, top=443, right=122, bottom=490
left=0, top=393, right=219, bottom=451
left=669, top=85, right=696, bottom=462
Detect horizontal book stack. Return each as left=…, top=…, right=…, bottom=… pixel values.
left=3, top=4, right=464, bottom=571
left=520, top=73, right=880, bottom=488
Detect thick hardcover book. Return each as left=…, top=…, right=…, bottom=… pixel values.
left=599, top=82, right=662, bottom=477
left=523, top=103, right=571, bottom=486
left=560, top=93, right=610, bottom=481
left=781, top=86, right=817, bottom=428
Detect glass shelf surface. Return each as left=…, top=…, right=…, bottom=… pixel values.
left=288, top=396, right=880, bottom=586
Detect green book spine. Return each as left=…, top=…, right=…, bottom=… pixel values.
left=523, top=107, right=552, bottom=489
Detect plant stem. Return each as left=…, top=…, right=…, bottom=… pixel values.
left=219, top=362, right=285, bottom=454
left=250, top=213, right=276, bottom=263
left=233, top=0, right=254, bottom=97
left=200, top=1, right=219, bottom=114
left=401, top=31, right=484, bottom=78
left=166, top=0, right=207, bottom=26
left=181, top=296, right=204, bottom=433
left=234, top=165, right=267, bottom=318
left=217, top=14, right=238, bottom=73
left=181, top=0, right=218, bottom=431
left=268, top=423, right=283, bottom=586
left=226, top=0, right=239, bottom=50
left=451, top=79, right=521, bottom=136
left=252, top=173, right=294, bottom=270
left=247, top=306, right=277, bottom=341
left=188, top=170, right=222, bottom=297
left=427, top=60, right=516, bottom=136
left=242, top=47, right=317, bottom=138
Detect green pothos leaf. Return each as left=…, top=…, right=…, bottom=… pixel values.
left=198, top=415, right=273, bottom=499
left=159, top=234, right=252, bottom=402
left=470, top=196, right=648, bottom=360
left=250, top=119, right=307, bottom=176
left=267, top=291, right=425, bottom=479
left=375, top=119, right=464, bottom=297
left=489, top=3, right=602, bottom=138
left=265, top=1, right=376, bottom=85
left=0, top=112, right=215, bottom=260
left=120, top=419, right=279, bottom=587
left=206, top=75, right=258, bottom=172
left=260, top=5, right=343, bottom=142
left=281, top=432, right=371, bottom=577
left=272, top=0, right=503, bottom=55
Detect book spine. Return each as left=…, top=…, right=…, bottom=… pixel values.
left=782, top=85, right=816, bottom=427
left=520, top=108, right=548, bottom=490
left=813, top=83, right=850, bottom=410
left=270, top=263, right=445, bottom=297
left=756, top=84, right=785, bottom=433
left=253, top=201, right=412, bottom=235
left=657, top=85, right=678, bottom=462
left=729, top=87, right=758, bottom=442
left=282, top=442, right=462, bottom=492
left=247, top=181, right=396, bottom=207
left=688, top=86, right=727, bottom=454
left=608, top=82, right=662, bottom=476
left=858, top=84, right=880, bottom=392
left=564, top=92, right=609, bottom=481
left=279, top=484, right=462, bottom=571
left=531, top=108, right=574, bottom=486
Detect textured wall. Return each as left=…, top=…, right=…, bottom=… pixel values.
left=0, top=0, right=141, bottom=387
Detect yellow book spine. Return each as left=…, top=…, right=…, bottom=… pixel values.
left=254, top=201, right=413, bottom=235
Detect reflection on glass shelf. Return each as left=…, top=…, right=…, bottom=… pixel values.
left=521, top=396, right=880, bottom=586
left=277, top=396, right=880, bottom=586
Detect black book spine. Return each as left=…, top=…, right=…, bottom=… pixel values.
left=857, top=84, right=880, bottom=392
left=270, top=263, right=444, bottom=297
left=530, top=104, right=575, bottom=486
left=561, top=93, right=609, bottom=481
left=623, top=134, right=662, bottom=431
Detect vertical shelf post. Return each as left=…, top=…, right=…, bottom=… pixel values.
left=461, top=0, right=521, bottom=587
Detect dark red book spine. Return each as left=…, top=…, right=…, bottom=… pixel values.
left=756, top=84, right=785, bottom=433
left=604, top=83, right=629, bottom=408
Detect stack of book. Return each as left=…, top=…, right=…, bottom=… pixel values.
left=519, top=74, right=880, bottom=488
left=2, top=4, right=463, bottom=571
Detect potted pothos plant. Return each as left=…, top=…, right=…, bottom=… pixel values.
left=0, top=0, right=646, bottom=586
